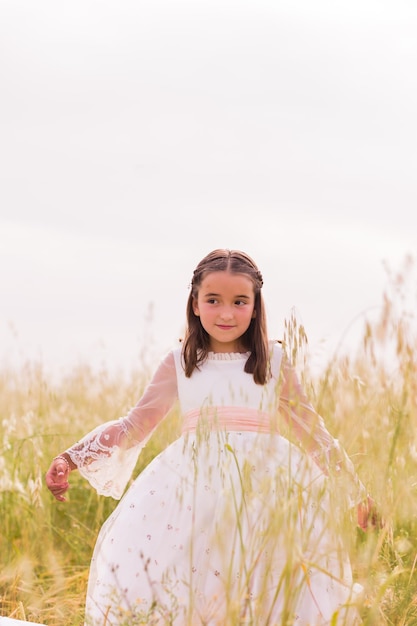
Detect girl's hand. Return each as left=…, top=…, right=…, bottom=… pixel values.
left=357, top=495, right=382, bottom=530
left=45, top=455, right=71, bottom=502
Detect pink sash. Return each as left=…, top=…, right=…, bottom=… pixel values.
left=181, top=406, right=279, bottom=435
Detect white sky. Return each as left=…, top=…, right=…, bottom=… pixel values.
left=1, top=0, right=416, bottom=377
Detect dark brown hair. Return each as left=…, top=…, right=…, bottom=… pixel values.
left=182, top=249, right=270, bottom=384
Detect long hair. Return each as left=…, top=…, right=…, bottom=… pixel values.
left=182, top=249, right=270, bottom=384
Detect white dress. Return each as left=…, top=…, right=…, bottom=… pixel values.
left=67, top=343, right=365, bottom=626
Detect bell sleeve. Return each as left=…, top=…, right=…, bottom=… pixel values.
left=65, top=350, right=178, bottom=499
left=278, top=358, right=366, bottom=508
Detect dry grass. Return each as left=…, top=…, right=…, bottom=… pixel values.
left=1, top=257, right=417, bottom=625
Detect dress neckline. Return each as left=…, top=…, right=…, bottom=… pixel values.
left=207, top=351, right=250, bottom=361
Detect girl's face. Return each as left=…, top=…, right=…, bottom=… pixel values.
left=192, top=270, right=256, bottom=353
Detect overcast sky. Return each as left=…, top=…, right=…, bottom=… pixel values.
left=1, top=0, right=416, bottom=377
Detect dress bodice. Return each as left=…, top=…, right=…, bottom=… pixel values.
left=173, top=344, right=282, bottom=417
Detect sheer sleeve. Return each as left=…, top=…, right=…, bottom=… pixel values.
left=66, top=351, right=178, bottom=499
left=278, top=358, right=366, bottom=508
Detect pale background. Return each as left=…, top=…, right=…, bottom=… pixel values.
left=1, top=0, right=416, bottom=378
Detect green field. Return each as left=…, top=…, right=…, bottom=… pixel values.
left=1, top=270, right=417, bottom=625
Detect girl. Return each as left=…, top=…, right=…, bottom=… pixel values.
left=46, top=249, right=375, bottom=626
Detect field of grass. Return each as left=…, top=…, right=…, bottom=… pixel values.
left=1, top=261, right=417, bottom=625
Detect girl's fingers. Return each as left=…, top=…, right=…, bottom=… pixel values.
left=45, top=460, right=71, bottom=500
left=49, top=481, right=69, bottom=501
left=357, top=496, right=383, bottom=531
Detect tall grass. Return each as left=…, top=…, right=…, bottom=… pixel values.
left=0, top=362, right=180, bottom=625
left=1, top=257, right=417, bottom=625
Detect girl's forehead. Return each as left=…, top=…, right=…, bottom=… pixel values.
left=199, top=271, right=254, bottom=292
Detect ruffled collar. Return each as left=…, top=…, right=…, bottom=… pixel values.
left=207, top=351, right=250, bottom=361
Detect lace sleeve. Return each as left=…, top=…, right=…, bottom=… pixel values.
left=278, top=359, right=366, bottom=508
left=66, top=351, right=178, bottom=499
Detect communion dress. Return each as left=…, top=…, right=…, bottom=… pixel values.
left=66, top=342, right=365, bottom=626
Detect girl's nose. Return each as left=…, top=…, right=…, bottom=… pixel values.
left=219, top=307, right=234, bottom=320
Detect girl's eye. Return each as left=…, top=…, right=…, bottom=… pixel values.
left=235, top=300, right=247, bottom=306
left=207, top=298, right=218, bottom=304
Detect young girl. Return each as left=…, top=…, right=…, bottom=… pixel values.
left=46, top=249, right=375, bottom=626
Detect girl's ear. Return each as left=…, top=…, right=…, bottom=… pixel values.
left=252, top=310, right=256, bottom=319
left=192, top=298, right=200, bottom=316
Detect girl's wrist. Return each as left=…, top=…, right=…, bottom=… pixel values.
left=54, top=454, right=75, bottom=472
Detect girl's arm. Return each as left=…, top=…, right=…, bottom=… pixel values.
left=45, top=351, right=178, bottom=500
left=278, top=359, right=378, bottom=526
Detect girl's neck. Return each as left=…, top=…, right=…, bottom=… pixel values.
left=208, top=341, right=247, bottom=354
